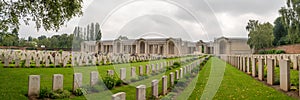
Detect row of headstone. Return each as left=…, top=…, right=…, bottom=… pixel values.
left=226, top=55, right=299, bottom=95
left=111, top=58, right=203, bottom=100
left=28, top=71, right=99, bottom=96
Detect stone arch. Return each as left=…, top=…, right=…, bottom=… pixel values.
left=116, top=42, right=121, bottom=53
left=140, top=41, right=145, bottom=54
left=168, top=41, right=175, bottom=54
left=219, top=40, right=227, bottom=54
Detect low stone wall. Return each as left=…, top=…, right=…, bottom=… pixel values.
left=265, top=44, right=300, bottom=54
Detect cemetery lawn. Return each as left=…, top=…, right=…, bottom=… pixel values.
left=188, top=57, right=296, bottom=100
left=0, top=57, right=186, bottom=100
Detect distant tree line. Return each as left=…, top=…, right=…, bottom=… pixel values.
left=246, top=0, right=300, bottom=51
left=73, top=22, right=102, bottom=41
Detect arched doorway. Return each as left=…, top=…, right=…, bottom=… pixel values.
left=168, top=41, right=175, bottom=54
left=140, top=41, right=145, bottom=54
left=117, top=42, right=121, bottom=53
left=219, top=40, right=226, bottom=54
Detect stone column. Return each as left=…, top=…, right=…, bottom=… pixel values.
left=53, top=74, right=63, bottom=91
left=180, top=68, right=183, bottom=78
left=152, top=80, right=159, bottom=98
left=267, top=58, right=275, bottom=85
left=279, top=59, right=290, bottom=91
left=28, top=75, right=40, bottom=96
left=162, top=75, right=167, bottom=95
left=258, top=58, right=265, bottom=81
left=90, top=71, right=99, bottom=86
left=73, top=73, right=82, bottom=92
left=112, top=92, right=126, bottom=100
left=136, top=85, right=146, bottom=100
left=243, top=56, right=246, bottom=72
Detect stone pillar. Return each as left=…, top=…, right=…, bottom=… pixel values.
left=152, top=79, right=159, bottom=98
left=279, top=59, right=290, bottom=91
left=73, top=73, right=82, bottom=92
left=90, top=71, right=99, bottom=86
left=28, top=75, right=40, bottom=96
left=258, top=58, right=265, bottom=81
left=170, top=72, right=174, bottom=86
left=112, top=92, right=126, bottom=100
left=267, top=58, right=275, bottom=85
left=252, top=57, right=257, bottom=77
left=53, top=74, right=63, bottom=91
left=120, top=68, right=126, bottom=80
left=136, top=85, right=146, bottom=100
left=131, top=67, right=136, bottom=77
left=162, top=75, right=167, bottom=95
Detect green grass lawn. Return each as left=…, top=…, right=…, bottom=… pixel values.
left=0, top=56, right=198, bottom=100
left=188, top=57, right=296, bottom=100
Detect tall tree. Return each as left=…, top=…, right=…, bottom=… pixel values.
left=90, top=23, right=95, bottom=41
left=273, top=17, right=288, bottom=45
left=87, top=25, right=90, bottom=41
left=95, top=23, right=101, bottom=41
left=246, top=20, right=274, bottom=51
left=0, top=0, right=83, bottom=33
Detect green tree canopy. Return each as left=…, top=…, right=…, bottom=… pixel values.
left=0, top=0, right=83, bottom=33
left=246, top=20, right=274, bottom=50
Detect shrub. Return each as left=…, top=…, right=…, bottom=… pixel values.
left=173, top=62, right=181, bottom=67
left=103, top=76, right=116, bottom=90
left=73, top=88, right=85, bottom=96
left=177, top=79, right=187, bottom=87
left=115, top=79, right=123, bottom=86
left=39, top=87, right=52, bottom=98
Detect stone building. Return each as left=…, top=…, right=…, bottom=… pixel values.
left=81, top=36, right=253, bottom=56
left=81, top=37, right=200, bottom=56
left=212, top=36, right=253, bottom=55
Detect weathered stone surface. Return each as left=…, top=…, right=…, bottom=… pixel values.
left=120, top=68, right=126, bottom=80
left=151, top=79, right=159, bottom=98
left=175, top=70, right=179, bottom=80
left=180, top=68, right=183, bottom=78
left=90, top=71, right=99, bottom=86
left=136, top=85, right=146, bottom=100
left=53, top=74, right=63, bottom=91
left=139, top=66, right=143, bottom=75
left=279, top=59, right=290, bottom=91
left=146, top=65, right=150, bottom=74
left=258, top=58, right=265, bottom=81
left=131, top=67, right=136, bottom=77
left=28, top=75, right=40, bottom=96
left=252, top=57, right=257, bottom=77
left=162, top=75, right=167, bottom=95
left=73, top=73, right=82, bottom=92
left=267, top=58, right=275, bottom=85
left=170, top=72, right=174, bottom=86
left=112, top=92, right=126, bottom=100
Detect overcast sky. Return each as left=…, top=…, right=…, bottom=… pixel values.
left=18, top=0, right=286, bottom=42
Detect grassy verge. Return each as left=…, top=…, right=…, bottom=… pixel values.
left=188, top=57, right=296, bottom=100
